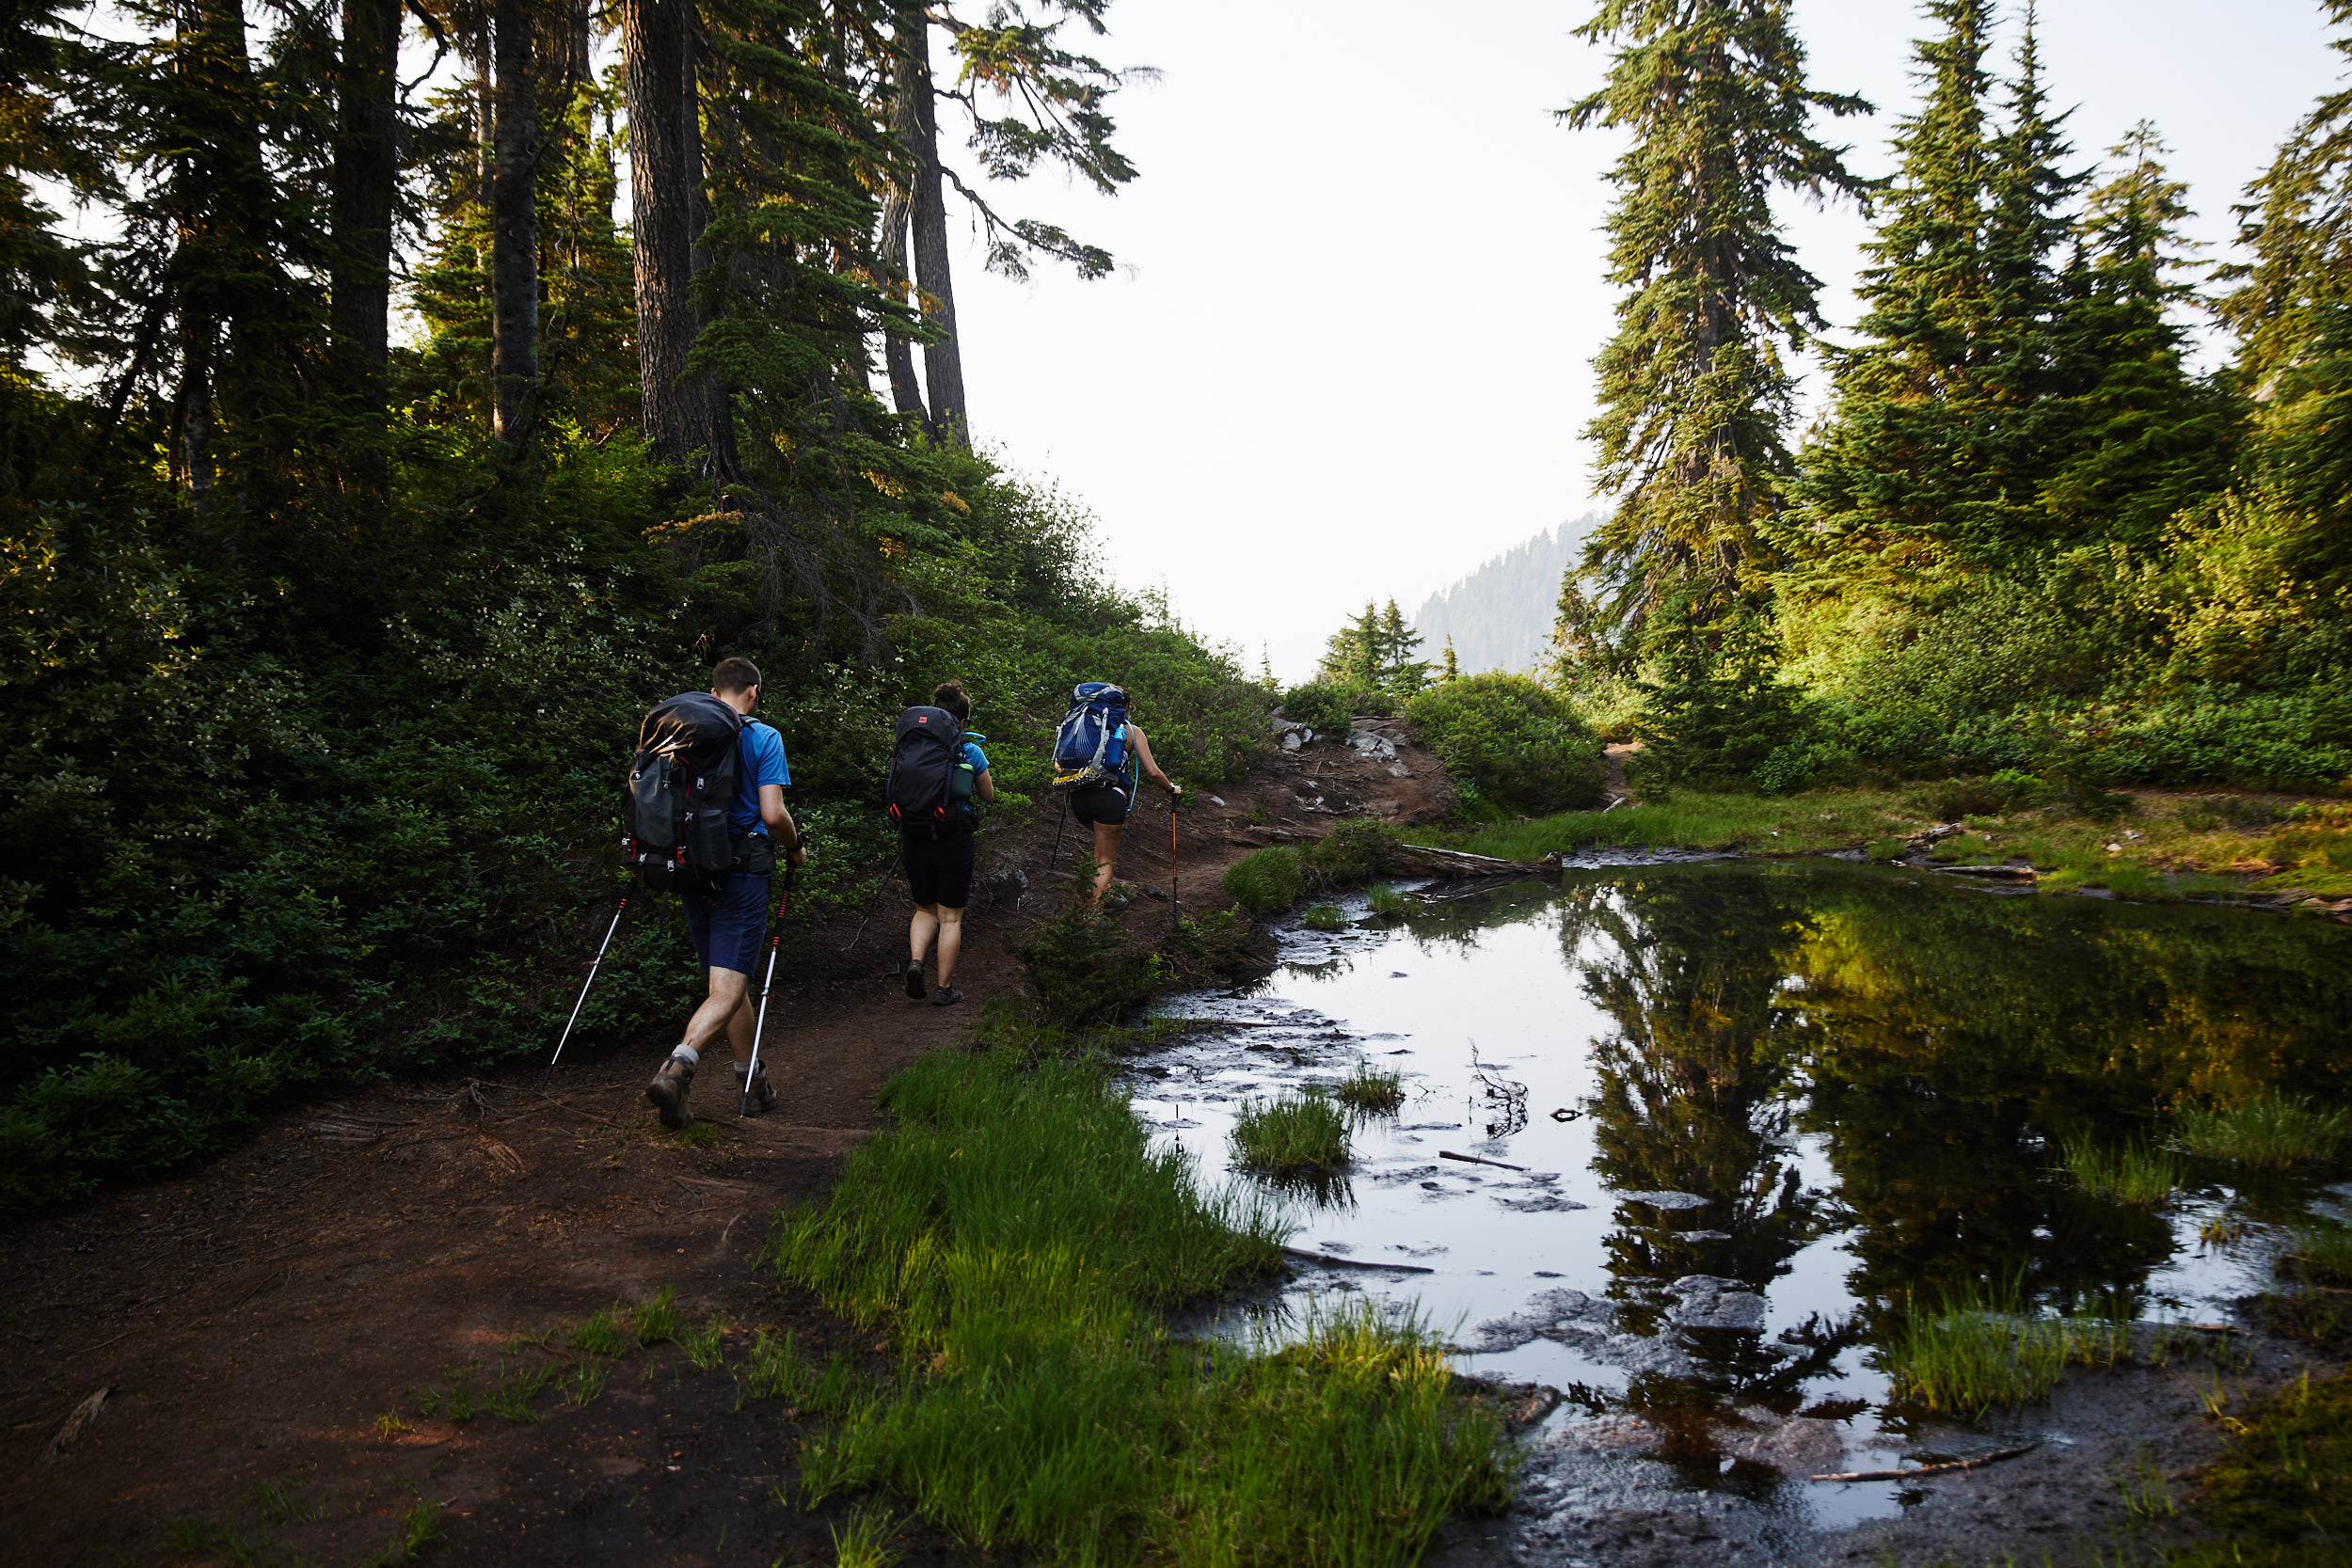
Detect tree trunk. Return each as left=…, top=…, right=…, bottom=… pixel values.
left=622, top=0, right=732, bottom=474
left=899, top=8, right=966, bottom=445
left=329, top=0, right=400, bottom=424
left=490, top=0, right=539, bottom=449
left=879, top=22, right=927, bottom=423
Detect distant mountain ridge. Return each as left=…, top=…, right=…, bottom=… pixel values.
left=1411, top=516, right=1596, bottom=675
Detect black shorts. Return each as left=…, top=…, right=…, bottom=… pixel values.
left=1068, top=782, right=1132, bottom=827
left=901, top=830, right=977, bottom=909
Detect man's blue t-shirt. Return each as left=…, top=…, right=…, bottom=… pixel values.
left=730, top=720, right=791, bottom=836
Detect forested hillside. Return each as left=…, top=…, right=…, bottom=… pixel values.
left=1410, top=516, right=1597, bottom=674
left=1549, top=0, right=2352, bottom=797
left=0, top=0, right=1267, bottom=1205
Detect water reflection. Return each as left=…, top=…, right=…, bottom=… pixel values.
left=1149, top=859, right=2352, bottom=1451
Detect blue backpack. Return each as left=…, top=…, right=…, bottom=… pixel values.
left=1052, top=683, right=1130, bottom=789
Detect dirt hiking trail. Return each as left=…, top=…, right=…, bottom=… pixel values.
left=0, top=726, right=1455, bottom=1566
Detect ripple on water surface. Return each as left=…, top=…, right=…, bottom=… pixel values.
left=1125, top=859, right=2352, bottom=1548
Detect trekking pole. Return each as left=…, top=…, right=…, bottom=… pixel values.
left=542, top=895, right=629, bottom=1090
left=1047, top=795, right=1070, bottom=875
left=740, top=863, right=797, bottom=1117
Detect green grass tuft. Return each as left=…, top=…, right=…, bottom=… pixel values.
left=1366, top=882, right=1410, bottom=916
left=1231, top=1089, right=1352, bottom=1176
left=828, top=1506, right=898, bottom=1568
left=1223, top=846, right=1306, bottom=914
left=678, top=1319, right=727, bottom=1371
left=2062, top=1135, right=2185, bottom=1205
left=560, top=1358, right=610, bottom=1408
left=767, top=1029, right=1511, bottom=1563
left=2173, top=1368, right=2352, bottom=1562
left=1300, top=903, right=1347, bottom=931
left=1331, top=1062, right=1406, bottom=1117
left=633, top=1283, right=683, bottom=1346
left=2282, top=1217, right=2352, bottom=1286
left=2176, top=1090, right=2352, bottom=1165
left=569, top=1306, right=629, bottom=1358
left=1883, top=1280, right=2133, bottom=1418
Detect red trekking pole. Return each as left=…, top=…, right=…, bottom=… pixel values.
left=739, top=864, right=797, bottom=1117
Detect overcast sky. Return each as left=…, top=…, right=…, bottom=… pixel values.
left=941, top=0, right=2348, bottom=683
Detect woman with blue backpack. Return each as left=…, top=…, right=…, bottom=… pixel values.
left=884, top=680, right=995, bottom=1006
left=1053, top=681, right=1182, bottom=913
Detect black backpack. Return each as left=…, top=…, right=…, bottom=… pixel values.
left=884, top=705, right=972, bottom=838
left=623, top=692, right=743, bottom=893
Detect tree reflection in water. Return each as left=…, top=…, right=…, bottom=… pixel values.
left=1551, top=862, right=2352, bottom=1413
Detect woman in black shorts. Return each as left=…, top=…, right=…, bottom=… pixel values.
left=1070, top=705, right=1181, bottom=912
left=902, top=682, right=994, bottom=1006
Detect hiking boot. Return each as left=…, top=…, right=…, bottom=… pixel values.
left=1103, top=889, right=1131, bottom=913
left=736, top=1064, right=778, bottom=1116
left=902, top=958, right=927, bottom=1001
left=646, top=1053, right=695, bottom=1129
left=930, top=985, right=963, bottom=1007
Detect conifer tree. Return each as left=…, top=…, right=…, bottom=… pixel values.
left=1786, top=0, right=2014, bottom=587
left=1567, top=0, right=1869, bottom=631
left=2039, top=123, right=2238, bottom=544
left=1440, top=635, right=1460, bottom=683
left=2217, top=0, right=2352, bottom=586
left=1378, top=597, right=1427, bottom=694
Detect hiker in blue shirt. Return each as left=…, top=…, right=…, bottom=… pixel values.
left=647, top=657, right=805, bottom=1127
left=900, top=681, right=995, bottom=1006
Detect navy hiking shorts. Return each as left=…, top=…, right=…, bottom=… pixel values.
left=684, top=870, right=772, bottom=976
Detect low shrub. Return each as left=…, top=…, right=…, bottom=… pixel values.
left=1009, top=866, right=1167, bottom=1027
left=1223, top=847, right=1306, bottom=915
left=1279, top=681, right=1361, bottom=734
left=1303, top=816, right=1410, bottom=883
left=1406, top=673, right=1606, bottom=816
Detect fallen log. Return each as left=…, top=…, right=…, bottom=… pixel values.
left=1280, top=1246, right=1436, bottom=1275
left=1396, top=845, right=1547, bottom=878
left=1811, top=1440, right=2040, bottom=1483
left=1439, top=1149, right=1528, bottom=1171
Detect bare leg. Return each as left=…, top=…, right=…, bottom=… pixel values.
left=910, top=905, right=939, bottom=965
left=1089, top=822, right=1122, bottom=909
left=936, top=905, right=965, bottom=984
left=723, top=986, right=756, bottom=1065
left=683, top=967, right=751, bottom=1057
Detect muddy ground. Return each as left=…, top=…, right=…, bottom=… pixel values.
left=3, top=721, right=2333, bottom=1566
left=0, top=722, right=1454, bottom=1567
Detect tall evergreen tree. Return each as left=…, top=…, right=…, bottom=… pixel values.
left=1378, top=597, right=1427, bottom=693
left=2039, top=123, right=2239, bottom=544
left=1785, top=0, right=2019, bottom=588
left=2217, top=0, right=2352, bottom=586
left=1567, top=0, right=1870, bottom=632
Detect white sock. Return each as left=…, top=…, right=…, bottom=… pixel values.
left=670, top=1044, right=699, bottom=1068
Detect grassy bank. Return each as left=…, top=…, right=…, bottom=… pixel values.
left=1418, top=787, right=2352, bottom=902
left=762, top=1008, right=1517, bottom=1563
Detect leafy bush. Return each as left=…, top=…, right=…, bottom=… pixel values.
left=1754, top=739, right=1860, bottom=796
left=1406, top=673, right=1606, bottom=815
left=1222, top=847, right=1306, bottom=915
left=1302, top=816, right=1409, bottom=883
left=1279, top=681, right=1359, bottom=734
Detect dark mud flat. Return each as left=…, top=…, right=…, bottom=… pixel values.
left=1131, top=859, right=2352, bottom=1565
